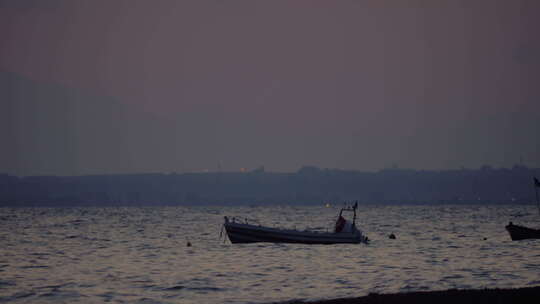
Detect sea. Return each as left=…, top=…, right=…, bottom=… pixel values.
left=1, top=204, right=539, bottom=304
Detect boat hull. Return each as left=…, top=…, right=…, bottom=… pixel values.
left=224, top=222, right=366, bottom=244
left=505, top=223, right=540, bottom=241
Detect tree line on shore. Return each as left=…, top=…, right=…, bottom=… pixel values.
left=1, top=165, right=538, bottom=207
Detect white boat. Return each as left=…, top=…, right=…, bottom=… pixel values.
left=223, top=203, right=368, bottom=244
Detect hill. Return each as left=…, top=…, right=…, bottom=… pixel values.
left=1, top=165, right=538, bottom=206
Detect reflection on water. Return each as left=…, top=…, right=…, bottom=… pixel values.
left=0, top=205, right=539, bottom=303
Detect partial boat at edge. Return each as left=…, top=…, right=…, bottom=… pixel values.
left=506, top=177, right=540, bottom=241
left=505, top=222, right=540, bottom=241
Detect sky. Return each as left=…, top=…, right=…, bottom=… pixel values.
left=1, top=0, right=539, bottom=176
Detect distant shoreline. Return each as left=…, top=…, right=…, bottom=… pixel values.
left=2, top=166, right=539, bottom=206
left=276, top=286, right=540, bottom=304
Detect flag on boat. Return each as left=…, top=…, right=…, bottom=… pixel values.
left=535, top=177, right=540, bottom=188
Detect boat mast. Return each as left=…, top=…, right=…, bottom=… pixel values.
left=352, top=201, right=357, bottom=227
left=535, top=177, right=540, bottom=216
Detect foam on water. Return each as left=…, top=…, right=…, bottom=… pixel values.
left=0, top=205, right=539, bottom=303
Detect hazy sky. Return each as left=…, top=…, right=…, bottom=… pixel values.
left=1, top=0, right=539, bottom=176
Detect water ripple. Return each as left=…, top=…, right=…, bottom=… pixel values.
left=0, top=205, right=539, bottom=304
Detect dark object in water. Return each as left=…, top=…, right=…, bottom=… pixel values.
left=186, top=241, right=192, bottom=247
left=505, top=222, right=540, bottom=241
left=388, top=233, right=396, bottom=239
left=223, top=202, right=368, bottom=244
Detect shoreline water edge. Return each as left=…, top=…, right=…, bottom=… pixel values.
left=274, top=286, right=540, bottom=304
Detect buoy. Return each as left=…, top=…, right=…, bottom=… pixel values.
left=186, top=241, right=192, bottom=247
left=389, top=233, right=396, bottom=239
